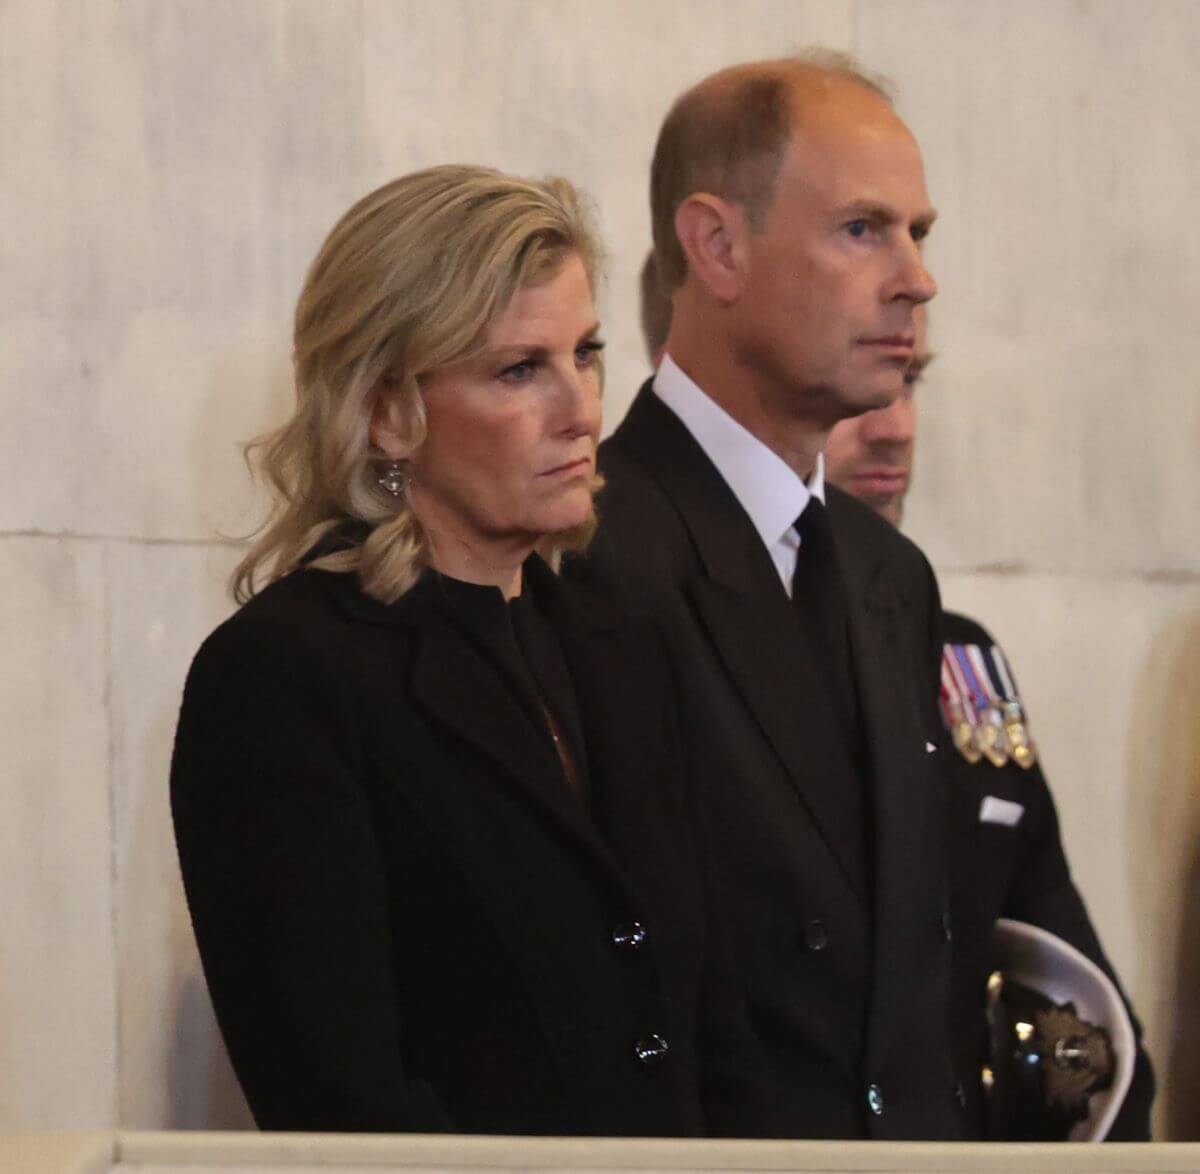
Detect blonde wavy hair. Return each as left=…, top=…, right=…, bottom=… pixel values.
left=233, top=165, right=604, bottom=605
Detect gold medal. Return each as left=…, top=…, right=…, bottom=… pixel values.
left=1002, top=702, right=1038, bottom=770
left=953, top=718, right=982, bottom=764
left=1011, top=742, right=1037, bottom=770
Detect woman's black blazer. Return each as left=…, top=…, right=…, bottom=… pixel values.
left=170, top=556, right=767, bottom=1136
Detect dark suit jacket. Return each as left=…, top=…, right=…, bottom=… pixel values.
left=170, top=555, right=769, bottom=1136
left=570, top=383, right=965, bottom=1139
left=940, top=609, right=1155, bottom=1139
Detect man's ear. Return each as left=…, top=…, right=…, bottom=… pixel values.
left=368, top=376, right=409, bottom=458
left=674, top=194, right=746, bottom=304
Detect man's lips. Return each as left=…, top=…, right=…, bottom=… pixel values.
left=859, top=334, right=915, bottom=351
left=848, top=468, right=909, bottom=494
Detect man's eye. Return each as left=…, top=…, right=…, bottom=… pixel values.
left=575, top=340, right=605, bottom=368
left=911, top=223, right=929, bottom=244
left=846, top=219, right=870, bottom=238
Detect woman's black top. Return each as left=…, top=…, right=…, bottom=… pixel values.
left=427, top=572, right=589, bottom=803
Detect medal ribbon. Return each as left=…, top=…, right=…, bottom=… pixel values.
left=953, top=644, right=1011, bottom=766
left=943, top=648, right=977, bottom=726
left=965, top=645, right=1003, bottom=712
left=938, top=654, right=961, bottom=728
left=949, top=645, right=987, bottom=719
left=988, top=644, right=1020, bottom=705
left=985, top=643, right=1037, bottom=769
left=942, top=645, right=986, bottom=764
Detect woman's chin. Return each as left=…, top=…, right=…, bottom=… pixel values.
left=536, top=488, right=596, bottom=534
left=526, top=500, right=597, bottom=558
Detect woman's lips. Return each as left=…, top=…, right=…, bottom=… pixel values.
left=540, top=457, right=593, bottom=478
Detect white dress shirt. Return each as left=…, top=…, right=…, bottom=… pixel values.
left=652, top=354, right=825, bottom=597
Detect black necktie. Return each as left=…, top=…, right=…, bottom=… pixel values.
left=792, top=498, right=859, bottom=744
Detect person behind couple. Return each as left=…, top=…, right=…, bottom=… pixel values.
left=170, top=164, right=771, bottom=1137
left=822, top=308, right=1155, bottom=1139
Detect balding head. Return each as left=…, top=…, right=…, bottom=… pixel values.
left=650, top=52, right=892, bottom=291
left=647, top=50, right=935, bottom=475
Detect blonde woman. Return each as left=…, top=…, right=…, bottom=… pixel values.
left=170, top=166, right=770, bottom=1136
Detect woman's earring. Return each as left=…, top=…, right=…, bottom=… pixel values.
left=378, top=461, right=409, bottom=497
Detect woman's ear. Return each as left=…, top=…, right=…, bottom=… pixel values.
left=674, top=194, right=747, bottom=304
left=368, top=375, right=408, bottom=458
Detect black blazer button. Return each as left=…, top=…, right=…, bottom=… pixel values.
left=633, top=1034, right=670, bottom=1066
left=940, top=910, right=953, bottom=945
left=803, top=919, right=829, bottom=951
left=611, top=921, right=648, bottom=952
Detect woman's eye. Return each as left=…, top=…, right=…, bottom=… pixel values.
left=499, top=360, right=536, bottom=383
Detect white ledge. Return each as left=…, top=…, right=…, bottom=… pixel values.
left=5, top=1131, right=1200, bottom=1174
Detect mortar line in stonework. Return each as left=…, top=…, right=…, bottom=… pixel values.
left=0, top=529, right=246, bottom=548
left=1, top=529, right=1196, bottom=584
left=937, top=564, right=1200, bottom=585
left=101, top=541, right=122, bottom=1127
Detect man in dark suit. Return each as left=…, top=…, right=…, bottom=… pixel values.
left=573, top=54, right=962, bottom=1137
left=822, top=307, right=1156, bottom=1138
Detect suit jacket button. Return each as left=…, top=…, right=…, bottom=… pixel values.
left=867, top=1083, right=884, bottom=1116
left=633, top=1034, right=670, bottom=1066
left=611, top=921, right=648, bottom=952
left=940, top=910, right=954, bottom=944
left=803, top=919, right=829, bottom=951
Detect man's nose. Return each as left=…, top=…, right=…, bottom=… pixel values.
left=860, top=397, right=915, bottom=446
left=892, top=237, right=938, bottom=305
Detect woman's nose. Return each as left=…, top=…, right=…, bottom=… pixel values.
left=558, top=367, right=602, bottom=437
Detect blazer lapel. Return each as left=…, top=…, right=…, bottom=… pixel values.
left=529, top=561, right=639, bottom=826
left=323, top=569, right=623, bottom=883
left=611, top=387, right=868, bottom=903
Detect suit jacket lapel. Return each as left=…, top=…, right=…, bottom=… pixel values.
left=832, top=491, right=946, bottom=1054
left=611, top=387, right=868, bottom=903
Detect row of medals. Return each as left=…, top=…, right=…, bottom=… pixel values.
left=950, top=700, right=1037, bottom=770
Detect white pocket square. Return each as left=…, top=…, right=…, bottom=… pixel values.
left=979, top=796, right=1024, bottom=827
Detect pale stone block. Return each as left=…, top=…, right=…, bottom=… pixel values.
left=0, top=1, right=364, bottom=541
left=108, top=541, right=251, bottom=1129
left=360, top=0, right=855, bottom=431
left=3, top=0, right=853, bottom=541
left=0, top=538, right=115, bottom=1127
left=859, top=0, right=1200, bottom=577
left=936, top=569, right=1200, bottom=1138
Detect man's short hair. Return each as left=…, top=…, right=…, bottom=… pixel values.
left=638, top=250, right=672, bottom=363
left=649, top=50, right=891, bottom=291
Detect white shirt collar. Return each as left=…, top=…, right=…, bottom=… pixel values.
left=652, top=354, right=824, bottom=591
